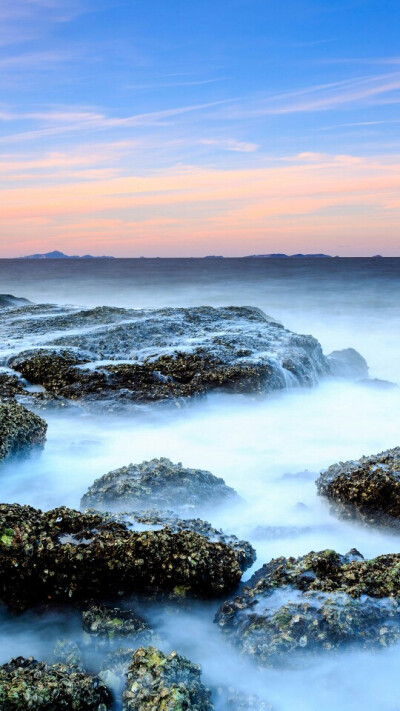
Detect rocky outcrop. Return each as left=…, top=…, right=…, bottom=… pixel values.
left=2, top=302, right=349, bottom=409
left=317, top=447, right=400, bottom=528
left=0, top=401, right=47, bottom=462
left=0, top=504, right=242, bottom=611
left=215, top=549, right=400, bottom=665
left=80, top=458, right=240, bottom=514
left=0, top=294, right=31, bottom=308
left=326, top=347, right=369, bottom=379
left=0, top=656, right=111, bottom=710
left=122, top=647, right=213, bottom=711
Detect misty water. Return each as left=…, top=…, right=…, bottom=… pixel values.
left=1, top=257, right=400, bottom=710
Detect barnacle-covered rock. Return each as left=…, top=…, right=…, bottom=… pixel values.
left=0, top=656, right=111, bottom=710
left=53, top=640, right=83, bottom=668
left=122, top=647, right=214, bottom=711
left=0, top=504, right=242, bottom=611
left=0, top=372, right=26, bottom=400
left=80, top=458, right=240, bottom=514
left=82, top=604, right=157, bottom=647
left=0, top=401, right=47, bottom=462
left=96, top=509, right=256, bottom=573
left=317, top=447, right=400, bottom=528
left=215, top=548, right=400, bottom=665
left=4, top=303, right=338, bottom=409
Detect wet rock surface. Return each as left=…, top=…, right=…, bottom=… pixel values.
left=81, top=604, right=156, bottom=647
left=0, top=656, right=112, bottom=710
left=0, top=294, right=31, bottom=308
left=216, top=549, right=400, bottom=665
left=122, top=646, right=213, bottom=711
left=326, top=347, right=369, bottom=379
left=0, top=401, right=47, bottom=462
left=81, top=457, right=240, bottom=514
left=2, top=302, right=338, bottom=409
left=317, top=446, right=400, bottom=528
left=215, top=687, right=273, bottom=710
left=0, top=504, right=242, bottom=611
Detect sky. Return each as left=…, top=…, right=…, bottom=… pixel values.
left=1, top=0, right=400, bottom=257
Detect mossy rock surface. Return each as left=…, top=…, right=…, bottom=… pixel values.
left=0, top=401, right=47, bottom=462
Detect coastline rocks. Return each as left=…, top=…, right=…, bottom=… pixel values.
left=0, top=401, right=47, bottom=462
left=0, top=504, right=242, bottom=611
left=80, top=458, right=240, bottom=514
left=326, top=348, right=369, bottom=379
left=0, top=656, right=111, bottom=710
left=215, top=549, right=400, bottom=665
left=93, top=509, right=256, bottom=573
left=4, top=304, right=336, bottom=408
left=122, top=647, right=213, bottom=711
left=0, top=294, right=31, bottom=308
left=82, top=604, right=156, bottom=647
left=317, top=447, right=400, bottom=527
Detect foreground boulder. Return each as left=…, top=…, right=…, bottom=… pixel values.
left=216, top=549, right=400, bottom=665
left=0, top=504, right=242, bottom=611
left=4, top=303, right=341, bottom=408
left=94, top=509, right=256, bottom=573
left=82, top=604, right=157, bottom=647
left=122, top=647, right=213, bottom=711
left=81, top=457, right=240, bottom=514
left=317, top=447, right=400, bottom=528
left=0, top=656, right=111, bottom=710
left=0, top=401, right=47, bottom=462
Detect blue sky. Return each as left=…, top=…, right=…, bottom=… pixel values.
left=1, top=0, right=400, bottom=256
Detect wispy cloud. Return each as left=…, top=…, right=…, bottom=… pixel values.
left=199, top=138, right=259, bottom=153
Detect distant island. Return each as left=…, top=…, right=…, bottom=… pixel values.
left=244, top=253, right=333, bottom=259
left=20, top=250, right=115, bottom=260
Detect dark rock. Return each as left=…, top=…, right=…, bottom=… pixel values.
left=0, top=656, right=111, bottom=710
left=0, top=504, right=242, bottom=611
left=326, top=347, right=368, bottom=379
left=93, top=509, right=256, bottom=573
left=122, top=647, right=214, bottom=710
left=80, top=458, right=240, bottom=515
left=0, top=372, right=26, bottom=400
left=81, top=604, right=156, bottom=647
left=317, top=446, right=400, bottom=528
left=4, top=304, right=335, bottom=408
left=215, top=548, right=400, bottom=665
left=0, top=294, right=31, bottom=308
left=0, top=401, right=47, bottom=462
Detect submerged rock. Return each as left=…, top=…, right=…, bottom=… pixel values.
left=215, top=548, right=400, bottom=665
left=122, top=647, right=213, bottom=711
left=0, top=656, right=111, bottom=710
left=0, top=504, right=242, bottom=611
left=215, top=687, right=272, bottom=710
left=80, top=458, right=240, bottom=514
left=317, top=446, right=400, bottom=528
left=82, top=604, right=156, bottom=647
left=0, top=401, right=47, bottom=462
left=326, top=347, right=369, bottom=379
left=4, top=303, right=340, bottom=408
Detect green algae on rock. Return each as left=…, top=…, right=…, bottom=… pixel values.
left=0, top=401, right=47, bottom=462
left=317, top=446, right=400, bottom=528
left=0, top=656, right=112, bottom=710
left=80, top=457, right=240, bottom=514
left=82, top=604, right=157, bottom=647
left=0, top=504, right=242, bottom=611
left=122, top=647, right=213, bottom=711
left=215, top=549, right=400, bottom=666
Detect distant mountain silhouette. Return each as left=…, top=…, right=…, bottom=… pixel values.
left=20, top=250, right=115, bottom=260
left=244, top=253, right=333, bottom=258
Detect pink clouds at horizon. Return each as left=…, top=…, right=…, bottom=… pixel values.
left=1, top=151, right=400, bottom=257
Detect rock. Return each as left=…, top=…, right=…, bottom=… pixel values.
left=0, top=401, right=47, bottom=462
left=316, top=446, right=400, bottom=528
left=357, top=378, right=398, bottom=390
left=0, top=656, right=111, bottom=710
left=215, top=687, right=273, bottom=710
left=93, top=509, right=256, bottom=573
left=0, top=294, right=31, bottom=308
left=326, top=347, right=368, bottom=379
left=0, top=372, right=26, bottom=400
left=81, top=604, right=156, bottom=647
left=4, top=303, right=335, bottom=409
left=0, top=504, right=242, bottom=611
left=52, top=640, right=83, bottom=668
left=215, top=548, right=400, bottom=665
left=80, top=458, right=240, bottom=514
left=122, top=647, right=214, bottom=711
